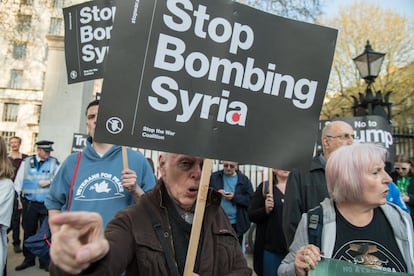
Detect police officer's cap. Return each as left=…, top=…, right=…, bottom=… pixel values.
left=36, top=140, right=54, bottom=152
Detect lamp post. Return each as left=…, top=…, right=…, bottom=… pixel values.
left=351, top=40, right=392, bottom=122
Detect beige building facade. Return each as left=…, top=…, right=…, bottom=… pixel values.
left=0, top=0, right=66, bottom=153
left=0, top=0, right=98, bottom=159
left=0, top=0, right=267, bottom=186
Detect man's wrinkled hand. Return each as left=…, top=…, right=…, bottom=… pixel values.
left=49, top=212, right=109, bottom=274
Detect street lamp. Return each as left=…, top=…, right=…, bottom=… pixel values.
left=351, top=40, right=392, bottom=122
left=353, top=40, right=385, bottom=87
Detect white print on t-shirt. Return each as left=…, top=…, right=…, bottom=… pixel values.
left=74, top=172, right=126, bottom=201
left=91, top=181, right=112, bottom=193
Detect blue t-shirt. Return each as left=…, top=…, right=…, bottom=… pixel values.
left=221, top=174, right=238, bottom=224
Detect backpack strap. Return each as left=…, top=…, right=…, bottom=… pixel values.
left=141, top=201, right=180, bottom=276
left=67, top=151, right=82, bottom=211
left=307, top=204, right=323, bottom=248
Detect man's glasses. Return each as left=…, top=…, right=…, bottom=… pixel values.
left=326, top=133, right=355, bottom=140
left=223, top=164, right=235, bottom=168
left=395, top=167, right=410, bottom=171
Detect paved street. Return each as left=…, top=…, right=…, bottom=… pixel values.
left=6, top=235, right=48, bottom=276
left=246, top=252, right=257, bottom=275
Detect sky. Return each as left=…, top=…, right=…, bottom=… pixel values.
left=322, top=0, right=414, bottom=20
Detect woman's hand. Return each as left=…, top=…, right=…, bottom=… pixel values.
left=294, top=244, right=321, bottom=276
left=265, top=193, right=274, bottom=213
left=402, top=193, right=410, bottom=203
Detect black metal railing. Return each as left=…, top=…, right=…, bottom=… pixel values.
left=393, top=127, right=414, bottom=159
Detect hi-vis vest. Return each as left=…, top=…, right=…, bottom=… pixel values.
left=22, top=155, right=58, bottom=202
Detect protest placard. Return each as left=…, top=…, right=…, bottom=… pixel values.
left=95, top=0, right=338, bottom=171
left=71, top=133, right=88, bottom=153
left=318, top=116, right=395, bottom=162
left=63, top=0, right=116, bottom=83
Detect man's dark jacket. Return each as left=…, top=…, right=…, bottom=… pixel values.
left=282, top=155, right=328, bottom=246
left=209, top=170, right=254, bottom=236
left=50, top=180, right=252, bottom=275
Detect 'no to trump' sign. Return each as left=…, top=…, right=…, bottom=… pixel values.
left=95, top=0, right=338, bottom=170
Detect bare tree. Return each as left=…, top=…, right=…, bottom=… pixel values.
left=318, top=1, right=414, bottom=126
left=237, top=0, right=323, bottom=22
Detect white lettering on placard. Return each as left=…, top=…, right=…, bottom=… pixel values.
left=163, top=1, right=254, bottom=54
left=149, top=76, right=247, bottom=126
left=354, top=119, right=393, bottom=148
left=74, top=134, right=87, bottom=147
left=141, top=126, right=176, bottom=141
left=78, top=5, right=116, bottom=64
left=81, top=45, right=109, bottom=64
left=80, top=6, right=116, bottom=24
left=145, top=0, right=321, bottom=127
left=354, top=128, right=393, bottom=149
left=154, top=33, right=317, bottom=110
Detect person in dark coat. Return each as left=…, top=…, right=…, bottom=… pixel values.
left=248, top=168, right=289, bottom=276
left=283, top=120, right=354, bottom=246
left=209, top=161, right=254, bottom=245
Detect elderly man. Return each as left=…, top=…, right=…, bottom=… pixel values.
left=282, top=120, right=354, bottom=246
left=14, top=140, right=59, bottom=271
left=48, top=153, right=252, bottom=275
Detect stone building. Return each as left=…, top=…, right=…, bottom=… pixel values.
left=0, top=0, right=65, bottom=153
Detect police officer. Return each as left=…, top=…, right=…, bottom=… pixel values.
left=14, top=140, right=59, bottom=271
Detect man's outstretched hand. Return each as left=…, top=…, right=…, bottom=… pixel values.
left=49, top=212, right=109, bottom=274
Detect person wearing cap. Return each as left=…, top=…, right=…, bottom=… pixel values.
left=14, top=139, right=59, bottom=271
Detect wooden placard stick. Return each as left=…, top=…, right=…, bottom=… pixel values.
left=183, top=158, right=213, bottom=276
left=122, top=146, right=128, bottom=169
left=268, top=167, right=273, bottom=195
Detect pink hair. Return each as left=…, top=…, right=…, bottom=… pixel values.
left=326, top=143, right=387, bottom=203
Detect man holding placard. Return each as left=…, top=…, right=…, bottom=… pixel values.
left=45, top=99, right=156, bottom=232
left=48, top=153, right=252, bottom=275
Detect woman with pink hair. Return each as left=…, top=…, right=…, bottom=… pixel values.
left=278, top=143, right=414, bottom=276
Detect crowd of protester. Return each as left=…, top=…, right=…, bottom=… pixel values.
left=1, top=115, right=414, bottom=276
